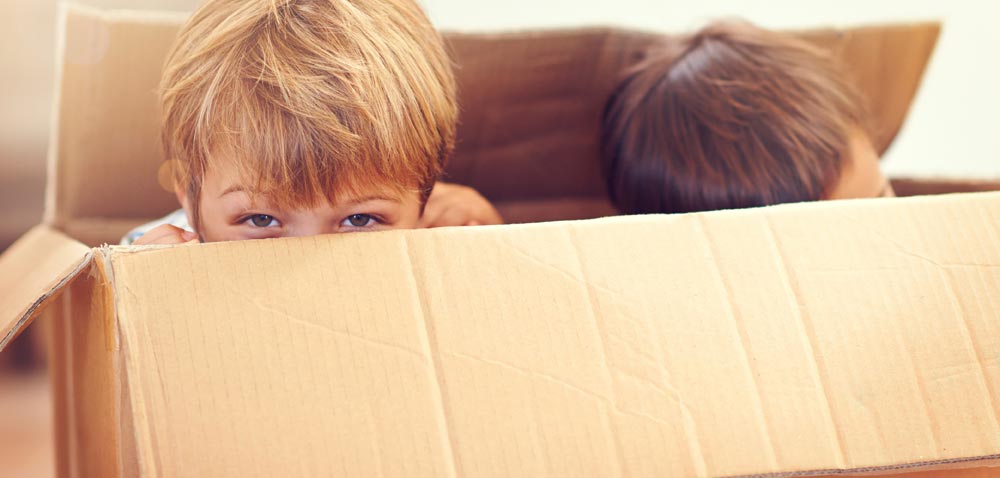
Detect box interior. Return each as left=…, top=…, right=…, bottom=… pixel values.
left=46, top=6, right=945, bottom=247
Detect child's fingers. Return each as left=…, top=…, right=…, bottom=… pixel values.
left=132, top=225, right=181, bottom=245
left=417, top=210, right=445, bottom=228
left=431, top=208, right=470, bottom=228
left=417, top=200, right=450, bottom=228
left=420, top=182, right=503, bottom=228
left=133, top=225, right=196, bottom=246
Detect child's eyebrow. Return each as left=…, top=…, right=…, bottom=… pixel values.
left=341, top=194, right=400, bottom=205
left=218, top=185, right=249, bottom=198
left=218, top=185, right=398, bottom=204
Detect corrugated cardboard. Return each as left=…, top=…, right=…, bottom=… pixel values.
left=2, top=4, right=998, bottom=478
left=0, top=226, right=90, bottom=350
left=8, top=191, right=1000, bottom=477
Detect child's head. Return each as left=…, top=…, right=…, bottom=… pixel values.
left=601, top=21, right=893, bottom=215
left=160, top=0, right=456, bottom=241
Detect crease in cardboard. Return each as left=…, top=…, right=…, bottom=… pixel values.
left=563, top=222, right=712, bottom=476
left=891, top=208, right=990, bottom=454
left=886, top=303, right=947, bottom=456
left=400, top=233, right=461, bottom=478
left=925, top=235, right=1000, bottom=435
left=447, top=345, right=691, bottom=435
left=696, top=215, right=781, bottom=472
left=761, top=213, right=849, bottom=469
left=604, top=312, right=710, bottom=476
left=217, top=278, right=429, bottom=363
left=495, top=234, right=627, bottom=301
left=563, top=226, right=633, bottom=478
left=830, top=207, right=1000, bottom=271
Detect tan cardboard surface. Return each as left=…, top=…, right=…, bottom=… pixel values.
left=795, top=23, right=940, bottom=155
left=45, top=265, right=125, bottom=478
left=0, top=225, right=90, bottom=351
left=105, top=192, right=1000, bottom=477
left=47, top=5, right=187, bottom=226
left=891, top=178, right=1000, bottom=198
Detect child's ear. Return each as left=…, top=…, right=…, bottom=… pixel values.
left=174, top=182, right=194, bottom=224
left=160, top=159, right=195, bottom=222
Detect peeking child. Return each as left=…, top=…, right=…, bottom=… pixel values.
left=126, top=0, right=501, bottom=246
left=601, top=21, right=894, bottom=216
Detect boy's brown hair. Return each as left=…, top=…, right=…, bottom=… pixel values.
left=601, top=21, right=866, bottom=214
left=160, top=0, right=457, bottom=228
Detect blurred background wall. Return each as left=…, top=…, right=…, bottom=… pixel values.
left=0, top=0, right=204, bottom=250
left=2, top=0, right=997, bottom=250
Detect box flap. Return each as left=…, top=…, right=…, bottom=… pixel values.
left=797, top=22, right=940, bottom=155
left=106, top=191, right=1000, bottom=477
left=891, top=177, right=1000, bottom=197
left=0, top=225, right=92, bottom=351
left=45, top=3, right=187, bottom=227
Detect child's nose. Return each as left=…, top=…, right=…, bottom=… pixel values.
left=286, top=222, right=333, bottom=238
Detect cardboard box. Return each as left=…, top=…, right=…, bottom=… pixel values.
left=3, top=4, right=999, bottom=477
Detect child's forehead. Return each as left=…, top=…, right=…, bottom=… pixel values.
left=200, top=157, right=410, bottom=206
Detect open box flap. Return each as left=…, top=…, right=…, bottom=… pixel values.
left=45, top=3, right=189, bottom=231
left=0, top=225, right=93, bottom=351
left=796, top=21, right=940, bottom=156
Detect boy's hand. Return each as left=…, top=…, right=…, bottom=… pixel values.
left=419, top=182, right=503, bottom=228
left=132, top=224, right=199, bottom=246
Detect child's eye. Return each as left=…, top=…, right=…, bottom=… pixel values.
left=342, top=214, right=375, bottom=228
left=244, top=214, right=280, bottom=228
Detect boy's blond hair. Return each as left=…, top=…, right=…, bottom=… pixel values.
left=160, top=0, right=457, bottom=228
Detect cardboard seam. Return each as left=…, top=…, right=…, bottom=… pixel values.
left=96, top=247, right=132, bottom=478
left=0, top=250, right=94, bottom=350
left=695, top=215, right=781, bottom=471
left=101, top=248, right=159, bottom=478
left=761, top=214, right=849, bottom=469
left=84, top=245, right=133, bottom=478
left=400, top=233, right=460, bottom=478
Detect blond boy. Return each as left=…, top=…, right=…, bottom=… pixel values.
left=128, top=0, right=500, bottom=245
